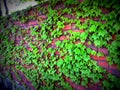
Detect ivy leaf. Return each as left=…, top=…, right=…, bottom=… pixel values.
left=103, top=80, right=110, bottom=87
left=74, top=48, right=80, bottom=55
left=113, top=22, right=120, bottom=32
left=94, top=39, right=102, bottom=47
left=57, top=21, right=64, bottom=29
left=80, top=32, right=88, bottom=43
left=81, top=80, right=88, bottom=86
left=84, top=55, right=90, bottom=61
left=89, top=25, right=97, bottom=32
left=98, top=29, right=107, bottom=37
left=57, top=59, right=63, bottom=67
left=41, top=34, right=47, bottom=40
left=56, top=41, right=61, bottom=46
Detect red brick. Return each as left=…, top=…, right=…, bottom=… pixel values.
left=101, top=20, right=106, bottom=24
left=108, top=40, right=112, bottom=44
left=59, top=36, right=69, bottom=40
left=53, top=38, right=59, bottom=41
left=55, top=51, right=60, bottom=55
left=61, top=56, right=65, bottom=59
left=51, top=41, right=56, bottom=45
left=79, top=0, right=84, bottom=3
left=74, top=41, right=81, bottom=44
left=98, top=61, right=109, bottom=68
left=101, top=8, right=110, bottom=14
left=112, top=34, right=116, bottom=40
left=80, top=18, right=86, bottom=23
left=109, top=64, right=118, bottom=69
left=73, top=30, right=84, bottom=33
left=63, top=24, right=71, bottom=30
left=90, top=55, right=107, bottom=60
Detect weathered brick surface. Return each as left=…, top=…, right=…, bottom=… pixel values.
left=87, top=45, right=98, bottom=51
left=101, top=8, right=110, bottom=14
left=73, top=30, right=84, bottom=33
left=59, top=36, right=69, bottom=41
left=63, top=24, right=71, bottom=30
left=71, top=23, right=78, bottom=30
left=112, top=34, right=116, bottom=40
left=63, top=14, right=71, bottom=18
left=108, top=69, right=120, bottom=77
left=98, top=61, right=109, bottom=69
left=109, top=64, right=118, bottom=69
left=86, top=86, right=98, bottom=90
left=11, top=3, right=120, bottom=90
left=38, top=15, right=47, bottom=19
left=28, top=21, right=38, bottom=26
left=90, top=55, right=107, bottom=61
left=80, top=18, right=86, bottom=23
left=98, top=48, right=108, bottom=55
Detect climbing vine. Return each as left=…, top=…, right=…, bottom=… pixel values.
left=0, top=0, right=120, bottom=90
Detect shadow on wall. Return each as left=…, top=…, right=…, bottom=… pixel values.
left=0, top=0, right=37, bottom=16
left=0, top=76, right=26, bottom=90
left=0, top=0, right=8, bottom=16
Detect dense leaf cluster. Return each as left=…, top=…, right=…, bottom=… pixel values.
left=0, top=0, right=120, bottom=90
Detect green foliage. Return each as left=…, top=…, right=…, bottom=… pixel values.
left=0, top=0, right=120, bottom=90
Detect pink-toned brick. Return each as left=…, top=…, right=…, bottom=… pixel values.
left=39, top=15, right=47, bottom=19
left=73, top=30, right=84, bottom=33
left=98, top=48, right=108, bottom=55
left=101, top=20, right=106, bottom=24
left=55, top=51, right=60, bottom=55
left=63, top=13, right=71, bottom=18
left=51, top=41, right=56, bottom=46
left=80, top=18, right=86, bottom=23
left=98, top=61, right=109, bottom=68
left=59, top=36, right=69, bottom=40
left=27, top=47, right=33, bottom=51
left=28, top=21, right=38, bottom=26
left=90, top=55, right=107, bottom=61
left=63, top=24, right=71, bottom=30
left=74, top=41, right=81, bottom=44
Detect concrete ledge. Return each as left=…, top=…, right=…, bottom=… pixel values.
left=1, top=0, right=38, bottom=16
